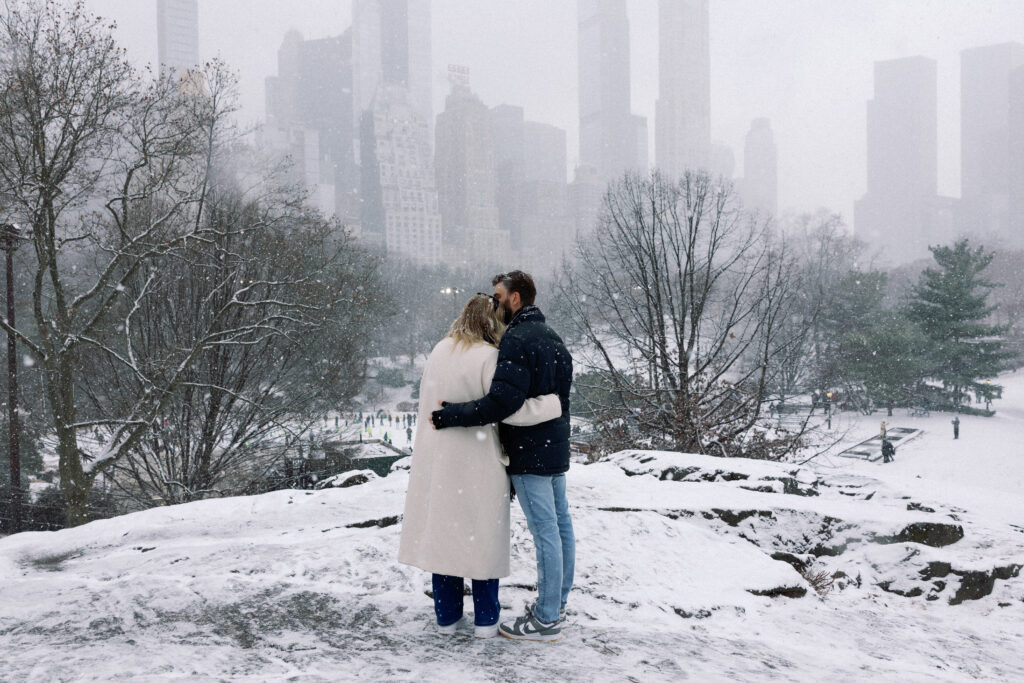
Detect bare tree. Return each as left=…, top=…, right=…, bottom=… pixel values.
left=559, top=170, right=805, bottom=458
left=77, top=167, right=381, bottom=507
left=770, top=211, right=871, bottom=398
left=0, top=2, right=367, bottom=524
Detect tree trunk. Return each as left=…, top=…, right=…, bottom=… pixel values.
left=60, top=471, right=91, bottom=527
left=50, top=355, right=92, bottom=527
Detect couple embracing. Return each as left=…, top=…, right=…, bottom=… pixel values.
left=397, top=270, right=575, bottom=642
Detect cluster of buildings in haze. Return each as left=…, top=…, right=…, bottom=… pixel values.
left=155, top=0, right=774, bottom=274
left=856, top=44, right=1024, bottom=262
left=156, top=1, right=1021, bottom=268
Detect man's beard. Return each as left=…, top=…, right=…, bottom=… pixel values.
left=500, top=302, right=513, bottom=324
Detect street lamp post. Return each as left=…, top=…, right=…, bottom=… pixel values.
left=1, top=223, right=23, bottom=534
left=440, top=286, right=463, bottom=318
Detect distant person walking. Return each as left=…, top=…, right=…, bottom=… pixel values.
left=881, top=438, right=895, bottom=463
left=952, top=416, right=960, bottom=439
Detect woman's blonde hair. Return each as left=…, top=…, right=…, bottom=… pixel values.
left=447, top=294, right=506, bottom=349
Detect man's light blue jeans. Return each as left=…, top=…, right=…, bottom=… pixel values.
left=510, top=472, right=575, bottom=624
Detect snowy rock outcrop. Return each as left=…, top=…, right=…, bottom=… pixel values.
left=605, top=450, right=1023, bottom=606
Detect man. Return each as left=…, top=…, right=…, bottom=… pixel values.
left=952, top=415, right=960, bottom=439
left=431, top=270, right=574, bottom=642
left=881, top=438, right=895, bottom=463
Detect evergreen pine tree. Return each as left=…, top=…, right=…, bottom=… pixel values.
left=816, top=270, right=888, bottom=392
left=838, top=311, right=932, bottom=415
left=908, top=239, right=1013, bottom=407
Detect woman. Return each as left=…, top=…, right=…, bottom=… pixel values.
left=397, top=294, right=561, bottom=638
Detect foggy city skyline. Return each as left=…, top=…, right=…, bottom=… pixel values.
left=89, top=0, right=1023, bottom=226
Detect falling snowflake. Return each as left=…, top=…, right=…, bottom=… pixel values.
left=23, top=354, right=34, bottom=367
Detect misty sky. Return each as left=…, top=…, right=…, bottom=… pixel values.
left=88, top=0, right=1024, bottom=223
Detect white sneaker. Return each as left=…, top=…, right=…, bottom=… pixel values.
left=437, top=616, right=465, bottom=634
left=474, top=623, right=499, bottom=639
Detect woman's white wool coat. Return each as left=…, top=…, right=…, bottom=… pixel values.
left=397, top=337, right=560, bottom=580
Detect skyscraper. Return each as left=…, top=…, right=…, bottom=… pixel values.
left=741, top=118, right=777, bottom=216
left=435, top=85, right=508, bottom=267
left=360, top=85, right=442, bottom=265
left=156, top=0, right=199, bottom=75
left=631, top=114, right=649, bottom=173
left=491, top=107, right=572, bottom=270
left=961, top=42, right=1024, bottom=243
left=523, top=122, right=568, bottom=184
left=569, top=164, right=604, bottom=240
left=259, top=125, right=334, bottom=215
left=709, top=142, right=734, bottom=181
left=854, top=56, right=945, bottom=263
left=1009, top=65, right=1024, bottom=247
left=577, top=0, right=646, bottom=183
left=352, top=0, right=433, bottom=150
left=656, top=0, right=710, bottom=178
left=520, top=122, right=571, bottom=275
left=491, top=104, right=526, bottom=244
left=264, top=30, right=355, bottom=220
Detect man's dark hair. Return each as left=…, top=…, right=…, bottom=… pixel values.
left=492, top=270, right=536, bottom=306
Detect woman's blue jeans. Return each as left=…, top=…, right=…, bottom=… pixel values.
left=510, top=472, right=575, bottom=624
left=432, top=573, right=500, bottom=627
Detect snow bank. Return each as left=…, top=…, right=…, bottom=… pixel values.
left=3, top=393, right=1024, bottom=679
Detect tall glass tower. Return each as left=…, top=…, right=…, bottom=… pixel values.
left=156, top=0, right=199, bottom=75
left=655, top=0, right=710, bottom=178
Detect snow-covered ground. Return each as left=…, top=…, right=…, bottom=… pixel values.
left=2, top=373, right=1023, bottom=681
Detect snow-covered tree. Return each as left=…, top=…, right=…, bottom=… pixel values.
left=820, top=269, right=891, bottom=411
left=0, top=2, right=377, bottom=524
left=907, top=239, right=1014, bottom=407
left=559, top=170, right=804, bottom=458
left=770, top=211, right=871, bottom=398
left=78, top=174, right=381, bottom=507
left=836, top=311, right=931, bottom=416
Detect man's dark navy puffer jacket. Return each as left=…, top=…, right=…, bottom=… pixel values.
left=434, top=305, right=573, bottom=475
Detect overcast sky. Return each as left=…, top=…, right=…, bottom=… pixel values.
left=88, top=0, right=1024, bottom=223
